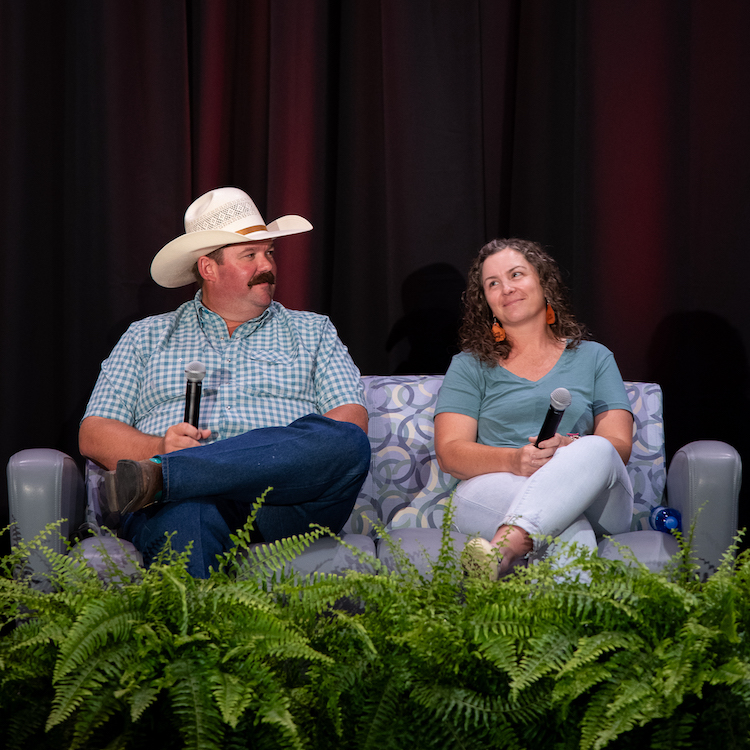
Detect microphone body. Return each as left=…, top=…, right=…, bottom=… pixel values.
left=184, top=361, right=207, bottom=428
left=535, top=387, right=572, bottom=447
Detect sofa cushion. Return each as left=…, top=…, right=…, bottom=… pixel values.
left=343, top=376, right=458, bottom=535
left=598, top=530, right=679, bottom=571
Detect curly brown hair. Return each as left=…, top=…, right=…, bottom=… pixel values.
left=458, top=238, right=589, bottom=366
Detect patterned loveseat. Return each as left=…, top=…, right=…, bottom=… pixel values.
left=338, top=375, right=741, bottom=575
left=6, top=376, right=742, bottom=577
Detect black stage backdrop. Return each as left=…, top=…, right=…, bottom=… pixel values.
left=2, top=0, right=750, bottom=548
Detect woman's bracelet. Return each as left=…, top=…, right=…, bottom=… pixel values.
left=567, top=433, right=580, bottom=441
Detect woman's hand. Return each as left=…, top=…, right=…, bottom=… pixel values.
left=517, top=433, right=571, bottom=476
left=436, top=413, right=584, bottom=480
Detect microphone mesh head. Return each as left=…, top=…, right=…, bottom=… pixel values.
left=550, top=387, right=572, bottom=410
left=185, top=361, right=207, bottom=382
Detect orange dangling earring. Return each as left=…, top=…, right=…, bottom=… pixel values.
left=546, top=302, right=556, bottom=325
left=492, top=317, right=506, bottom=342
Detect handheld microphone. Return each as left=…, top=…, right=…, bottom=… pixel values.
left=535, top=387, right=572, bottom=447
left=184, top=361, right=206, bottom=428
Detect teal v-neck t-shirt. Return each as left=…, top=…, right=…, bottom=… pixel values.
left=435, top=341, right=631, bottom=448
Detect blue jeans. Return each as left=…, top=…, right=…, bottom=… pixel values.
left=120, top=414, right=371, bottom=578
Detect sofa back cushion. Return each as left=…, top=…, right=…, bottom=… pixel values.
left=343, top=375, right=666, bottom=536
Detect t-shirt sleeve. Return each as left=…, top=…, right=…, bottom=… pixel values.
left=435, top=353, right=484, bottom=420
left=592, top=347, right=632, bottom=416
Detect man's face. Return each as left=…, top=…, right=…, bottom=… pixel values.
left=204, top=239, right=277, bottom=318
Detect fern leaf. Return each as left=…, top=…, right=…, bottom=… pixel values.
left=410, top=680, right=523, bottom=748
left=356, top=671, right=410, bottom=750
left=579, top=686, right=644, bottom=750
left=649, top=711, right=696, bottom=750
left=551, top=662, right=613, bottom=705
left=211, top=670, right=256, bottom=728
left=509, top=627, right=576, bottom=699
left=53, top=597, right=141, bottom=681
left=476, top=634, right=517, bottom=674
left=558, top=631, right=644, bottom=675
left=125, top=682, right=162, bottom=723
left=166, top=655, right=226, bottom=750
left=709, top=656, right=750, bottom=686
left=46, top=639, right=138, bottom=730
left=256, top=695, right=305, bottom=750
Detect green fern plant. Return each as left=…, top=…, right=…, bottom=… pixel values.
left=3, top=502, right=750, bottom=750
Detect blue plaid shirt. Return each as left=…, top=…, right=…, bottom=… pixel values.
left=83, top=291, right=365, bottom=442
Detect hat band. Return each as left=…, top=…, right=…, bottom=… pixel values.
left=237, top=224, right=268, bottom=235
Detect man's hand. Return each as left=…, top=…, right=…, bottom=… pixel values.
left=160, top=423, right=212, bottom=453
left=79, top=415, right=211, bottom=471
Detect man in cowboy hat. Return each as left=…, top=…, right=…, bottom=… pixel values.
left=79, top=187, right=370, bottom=578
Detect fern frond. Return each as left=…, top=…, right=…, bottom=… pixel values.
left=309, top=523, right=390, bottom=577
left=46, top=638, right=138, bottom=731
left=411, top=679, right=500, bottom=730
left=708, top=656, right=750, bottom=687
left=212, top=578, right=278, bottom=614
left=471, top=601, right=533, bottom=641
left=355, top=670, right=411, bottom=750
left=219, top=606, right=331, bottom=667
left=166, top=655, right=226, bottom=750
left=475, top=634, right=517, bottom=674
left=579, top=685, right=648, bottom=750
left=559, top=630, right=645, bottom=675
left=157, top=566, right=191, bottom=637
left=66, top=682, right=127, bottom=749
left=551, top=662, right=613, bottom=705
left=649, top=711, right=697, bottom=750
left=5, top=616, right=70, bottom=664
left=255, top=693, right=305, bottom=750
left=509, top=627, right=577, bottom=699
left=0, top=677, right=57, bottom=750
left=428, top=496, right=467, bottom=591
left=124, top=683, right=162, bottom=723
left=234, top=528, right=329, bottom=584
left=53, top=596, right=142, bottom=681
left=211, top=670, right=256, bottom=728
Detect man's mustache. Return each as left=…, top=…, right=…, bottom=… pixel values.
left=248, top=271, right=276, bottom=287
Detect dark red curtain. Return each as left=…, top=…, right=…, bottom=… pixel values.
left=2, top=0, right=750, bottom=544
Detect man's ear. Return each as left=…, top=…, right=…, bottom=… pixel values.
left=197, top=254, right=216, bottom=283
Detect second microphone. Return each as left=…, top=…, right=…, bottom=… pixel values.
left=535, top=387, right=572, bottom=447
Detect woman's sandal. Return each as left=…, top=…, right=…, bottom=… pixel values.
left=461, top=537, right=503, bottom=581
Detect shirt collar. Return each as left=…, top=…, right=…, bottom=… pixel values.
left=193, top=289, right=276, bottom=338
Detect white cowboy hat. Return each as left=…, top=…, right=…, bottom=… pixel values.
left=150, top=187, right=313, bottom=287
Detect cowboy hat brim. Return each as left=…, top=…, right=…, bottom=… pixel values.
left=150, top=215, right=312, bottom=288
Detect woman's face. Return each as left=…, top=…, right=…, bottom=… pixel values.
left=481, top=248, right=546, bottom=328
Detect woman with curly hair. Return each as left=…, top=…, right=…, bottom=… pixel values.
left=435, top=239, right=634, bottom=578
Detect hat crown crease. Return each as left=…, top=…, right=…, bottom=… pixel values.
left=186, top=197, right=263, bottom=234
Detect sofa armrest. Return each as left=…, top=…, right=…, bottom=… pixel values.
left=666, top=440, right=742, bottom=571
left=7, top=449, right=86, bottom=566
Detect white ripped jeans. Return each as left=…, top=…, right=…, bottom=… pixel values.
left=452, top=435, right=633, bottom=552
